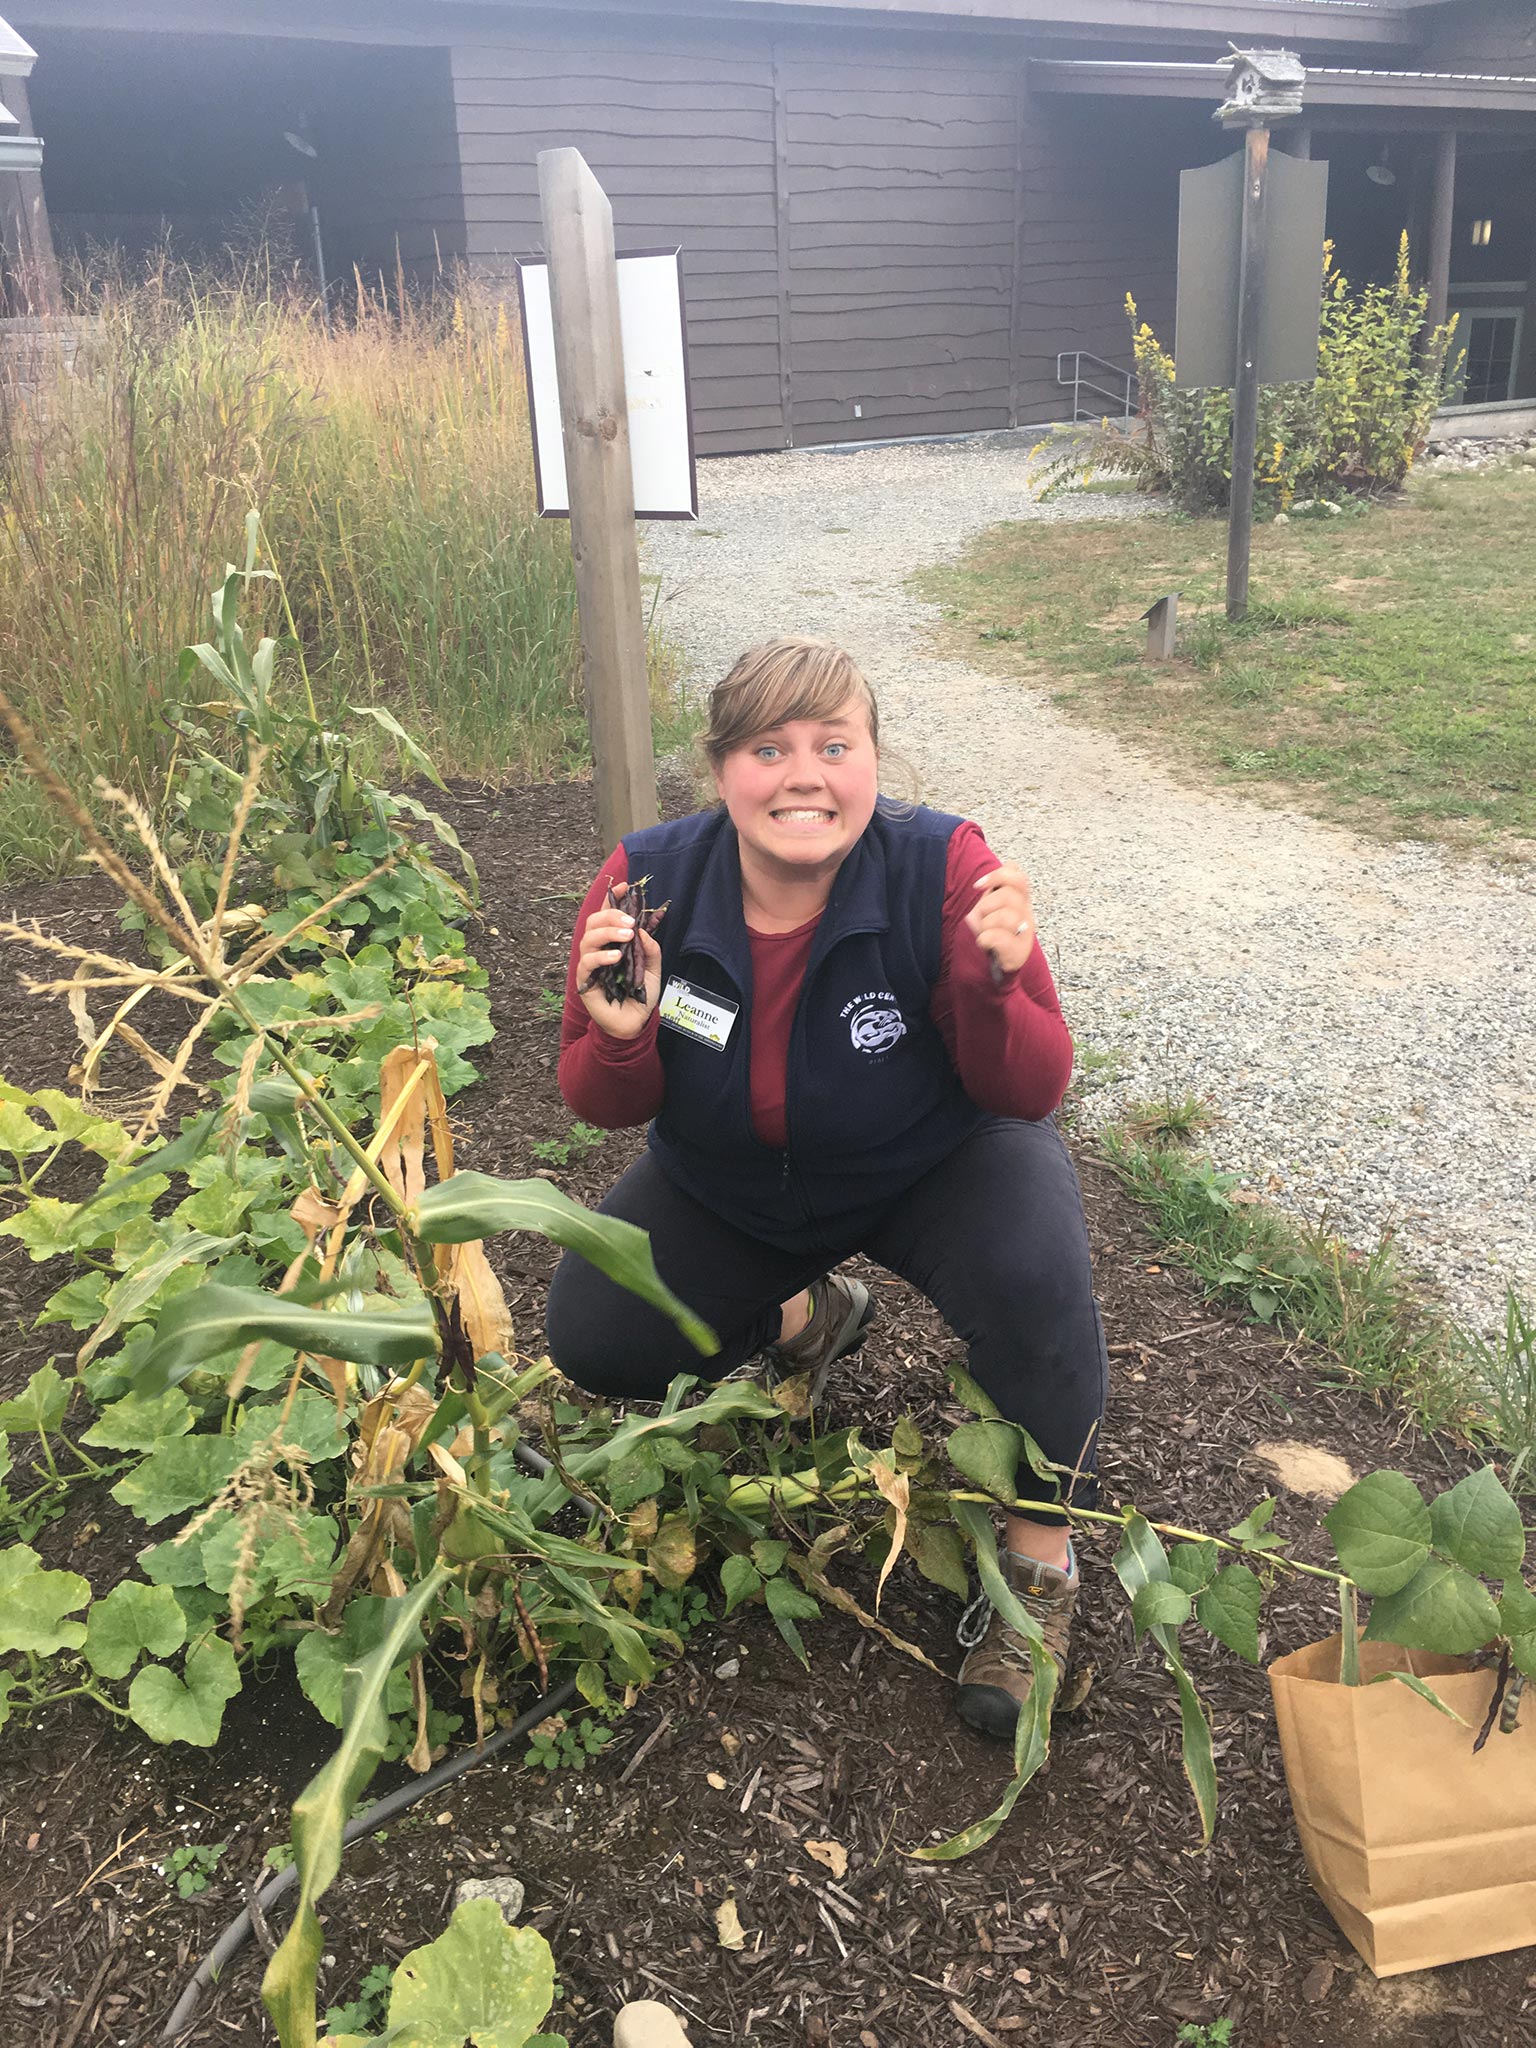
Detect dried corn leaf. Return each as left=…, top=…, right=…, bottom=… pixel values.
left=869, top=1455, right=910, bottom=1614
left=804, top=1839, right=849, bottom=1880
left=444, top=1237, right=514, bottom=1362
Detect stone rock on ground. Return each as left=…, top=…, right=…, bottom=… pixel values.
left=451, top=1874, right=525, bottom=1922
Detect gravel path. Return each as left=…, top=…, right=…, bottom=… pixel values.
left=646, top=433, right=1536, bottom=1338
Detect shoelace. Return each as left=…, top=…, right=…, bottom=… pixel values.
left=956, top=1579, right=1068, bottom=1660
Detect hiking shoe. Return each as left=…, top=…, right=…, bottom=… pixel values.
left=955, top=1548, right=1079, bottom=1742
left=764, top=1272, right=874, bottom=1404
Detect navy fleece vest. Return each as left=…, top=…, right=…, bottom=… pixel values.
left=621, top=803, right=987, bottom=1255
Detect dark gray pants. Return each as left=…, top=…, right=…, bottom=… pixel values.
left=545, top=1118, right=1107, bottom=1508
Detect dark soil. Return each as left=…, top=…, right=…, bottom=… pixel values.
left=1, top=776, right=1530, bottom=2048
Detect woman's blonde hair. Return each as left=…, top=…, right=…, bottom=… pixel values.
left=702, top=636, right=879, bottom=772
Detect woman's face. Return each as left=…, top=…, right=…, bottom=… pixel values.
left=713, top=697, right=879, bottom=880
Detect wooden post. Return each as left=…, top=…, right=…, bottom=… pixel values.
left=537, top=147, right=658, bottom=850
left=1142, top=593, right=1179, bottom=661
left=1227, top=124, right=1271, bottom=624
left=1425, top=127, right=1457, bottom=337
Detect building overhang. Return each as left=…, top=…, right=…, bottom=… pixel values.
left=1028, top=57, right=1536, bottom=120
left=0, top=12, right=35, bottom=77
left=0, top=133, right=41, bottom=169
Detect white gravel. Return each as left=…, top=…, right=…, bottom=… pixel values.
left=646, top=432, right=1536, bottom=1337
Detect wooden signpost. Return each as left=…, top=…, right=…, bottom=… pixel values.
left=528, top=148, right=699, bottom=850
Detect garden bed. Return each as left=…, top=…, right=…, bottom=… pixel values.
left=1, top=776, right=1528, bottom=2048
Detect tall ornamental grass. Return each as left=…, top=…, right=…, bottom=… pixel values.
left=0, top=258, right=664, bottom=878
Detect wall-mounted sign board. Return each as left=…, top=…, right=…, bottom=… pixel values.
left=516, top=246, right=698, bottom=521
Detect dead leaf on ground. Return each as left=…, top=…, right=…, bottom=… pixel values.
left=804, top=1838, right=849, bottom=1880
left=706, top=1771, right=727, bottom=1791
left=714, top=1895, right=746, bottom=1951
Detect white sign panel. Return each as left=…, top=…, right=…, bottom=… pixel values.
left=517, top=248, right=698, bottom=522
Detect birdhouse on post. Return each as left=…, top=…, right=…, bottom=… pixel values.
left=1218, top=47, right=1306, bottom=130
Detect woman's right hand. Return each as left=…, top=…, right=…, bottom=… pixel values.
left=576, top=879, right=664, bottom=1040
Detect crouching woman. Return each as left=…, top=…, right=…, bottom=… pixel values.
left=545, top=635, right=1107, bottom=1741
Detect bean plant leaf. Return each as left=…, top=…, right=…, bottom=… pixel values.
left=1500, top=1581, right=1536, bottom=1679
left=1325, top=1471, right=1433, bottom=1595
left=904, top=1519, right=971, bottom=1602
left=1132, top=1580, right=1192, bottom=1637
left=1428, top=1469, right=1525, bottom=1581
left=0, top=1363, right=68, bottom=1436
left=411, top=1174, right=717, bottom=1357
left=1195, top=1564, right=1264, bottom=1664
left=1226, top=1496, right=1285, bottom=1554
left=1168, top=1541, right=1221, bottom=1596
left=0, top=1101, right=50, bottom=1156
left=946, top=1421, right=1023, bottom=1503
left=84, top=1580, right=187, bottom=1679
left=1113, top=1511, right=1217, bottom=1843
left=127, top=1633, right=241, bottom=1746
left=1363, top=1557, right=1502, bottom=1655
left=136, top=1283, right=438, bottom=1392
left=0, top=1544, right=90, bottom=1654
left=263, top=1568, right=448, bottom=2048
left=764, top=1573, right=820, bottom=1666
left=720, top=1555, right=762, bottom=1617
left=384, top=1897, right=557, bottom=2048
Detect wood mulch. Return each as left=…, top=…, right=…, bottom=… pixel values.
left=0, top=774, right=1529, bottom=2048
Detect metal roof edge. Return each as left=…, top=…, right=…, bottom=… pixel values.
left=0, top=12, right=37, bottom=77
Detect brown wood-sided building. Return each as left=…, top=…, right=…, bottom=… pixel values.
left=4, top=0, right=1536, bottom=453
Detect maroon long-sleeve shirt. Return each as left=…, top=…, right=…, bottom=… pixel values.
left=558, top=820, right=1073, bottom=1144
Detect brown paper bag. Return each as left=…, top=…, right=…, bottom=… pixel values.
left=1270, top=1633, right=1536, bottom=1976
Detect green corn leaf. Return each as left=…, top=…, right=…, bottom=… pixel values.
left=1362, top=1557, right=1502, bottom=1655
left=1372, top=1669, right=1467, bottom=1723
left=263, top=1567, right=449, bottom=2048
left=411, top=1174, right=717, bottom=1356
left=84, top=1580, right=186, bottom=1679
left=128, top=1632, right=241, bottom=1747
left=74, top=1111, right=218, bottom=1215
left=78, top=1231, right=241, bottom=1367
left=1114, top=1511, right=1217, bottom=1842
left=0, top=1544, right=90, bottom=1655
left=136, top=1283, right=438, bottom=1393
left=384, top=1897, right=557, bottom=2048
left=1195, top=1563, right=1264, bottom=1664
left=946, top=1362, right=1003, bottom=1420
left=914, top=1499, right=1056, bottom=1861
left=350, top=703, right=448, bottom=792
left=1325, top=1470, right=1433, bottom=1595
left=1428, top=1468, right=1525, bottom=1581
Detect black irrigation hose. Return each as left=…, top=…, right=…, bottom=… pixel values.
left=160, top=1445, right=591, bottom=2042
left=159, top=1676, right=579, bottom=2043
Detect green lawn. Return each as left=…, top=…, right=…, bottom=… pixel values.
left=919, top=466, right=1536, bottom=854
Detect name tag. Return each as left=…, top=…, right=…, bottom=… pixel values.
left=658, top=976, right=738, bottom=1051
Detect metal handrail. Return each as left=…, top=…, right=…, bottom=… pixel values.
left=1056, top=350, right=1135, bottom=423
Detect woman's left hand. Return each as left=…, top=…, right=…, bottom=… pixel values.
left=967, top=864, right=1037, bottom=978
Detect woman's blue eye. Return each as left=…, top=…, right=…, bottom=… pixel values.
left=755, top=745, right=780, bottom=760
left=824, top=743, right=847, bottom=758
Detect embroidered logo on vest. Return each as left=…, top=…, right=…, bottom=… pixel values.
left=844, top=993, right=907, bottom=1056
